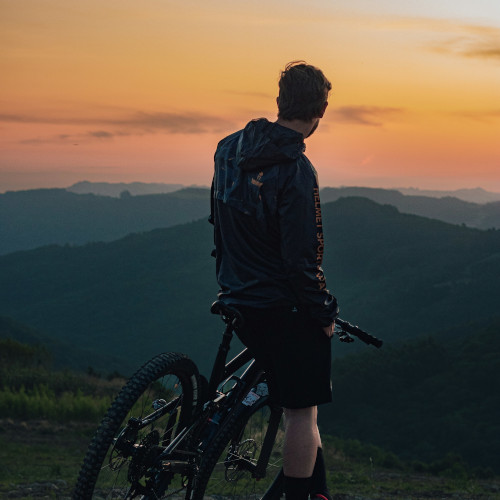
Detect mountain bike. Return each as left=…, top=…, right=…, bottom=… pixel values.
left=73, top=301, right=382, bottom=499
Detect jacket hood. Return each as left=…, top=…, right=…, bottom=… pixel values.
left=237, top=118, right=305, bottom=171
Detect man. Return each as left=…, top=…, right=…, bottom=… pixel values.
left=210, top=61, right=338, bottom=500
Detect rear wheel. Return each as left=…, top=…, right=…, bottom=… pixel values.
left=192, top=385, right=284, bottom=500
left=74, top=352, right=201, bottom=499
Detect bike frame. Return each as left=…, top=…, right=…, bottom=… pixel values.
left=106, top=302, right=382, bottom=499
left=121, top=304, right=283, bottom=499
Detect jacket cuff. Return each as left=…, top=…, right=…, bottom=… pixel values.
left=315, top=295, right=339, bottom=326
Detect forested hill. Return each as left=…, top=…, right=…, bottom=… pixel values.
left=321, top=187, right=500, bottom=229
left=322, top=197, right=500, bottom=337
left=0, top=316, right=134, bottom=374
left=321, top=317, right=500, bottom=473
left=2, top=185, right=500, bottom=256
left=0, top=187, right=209, bottom=255
left=1, top=197, right=499, bottom=375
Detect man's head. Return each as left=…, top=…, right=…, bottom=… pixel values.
left=277, top=61, right=332, bottom=123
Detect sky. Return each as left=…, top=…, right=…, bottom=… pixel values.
left=1, top=0, right=499, bottom=192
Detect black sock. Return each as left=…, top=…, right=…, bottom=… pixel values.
left=283, top=475, right=311, bottom=500
left=310, top=447, right=332, bottom=499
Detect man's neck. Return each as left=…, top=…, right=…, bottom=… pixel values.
left=275, top=117, right=317, bottom=139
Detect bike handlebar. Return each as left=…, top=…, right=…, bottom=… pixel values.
left=335, top=318, right=383, bottom=348
left=211, top=300, right=383, bottom=349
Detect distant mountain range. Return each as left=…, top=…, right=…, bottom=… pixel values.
left=67, top=181, right=185, bottom=197
left=2, top=185, right=500, bottom=255
left=321, top=187, right=500, bottom=230
left=65, top=181, right=500, bottom=204
left=0, top=187, right=209, bottom=255
left=397, top=186, right=500, bottom=204
left=1, top=197, right=499, bottom=376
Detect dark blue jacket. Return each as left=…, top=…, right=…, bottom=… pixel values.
left=210, top=118, right=338, bottom=327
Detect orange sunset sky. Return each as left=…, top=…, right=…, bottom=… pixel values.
left=1, top=0, right=499, bottom=192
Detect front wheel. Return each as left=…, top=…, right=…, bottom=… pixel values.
left=191, top=384, right=284, bottom=500
left=74, top=352, right=201, bottom=499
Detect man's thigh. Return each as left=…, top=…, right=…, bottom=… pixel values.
left=235, top=305, right=332, bottom=409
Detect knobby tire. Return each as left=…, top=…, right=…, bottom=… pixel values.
left=73, top=352, right=201, bottom=500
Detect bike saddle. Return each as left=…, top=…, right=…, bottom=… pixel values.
left=210, top=300, right=244, bottom=326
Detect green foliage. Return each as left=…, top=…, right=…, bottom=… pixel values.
left=324, top=436, right=405, bottom=470
left=0, top=384, right=112, bottom=422
left=320, top=318, right=500, bottom=473
left=0, top=339, right=122, bottom=423
left=0, top=337, right=51, bottom=368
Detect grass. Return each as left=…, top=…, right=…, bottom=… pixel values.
left=0, top=419, right=93, bottom=497
left=1, top=419, right=499, bottom=499
left=321, top=436, right=500, bottom=499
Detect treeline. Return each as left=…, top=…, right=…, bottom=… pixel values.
left=320, top=318, right=500, bottom=474
left=0, top=338, right=123, bottom=422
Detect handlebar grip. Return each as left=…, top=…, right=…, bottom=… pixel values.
left=336, top=318, right=383, bottom=348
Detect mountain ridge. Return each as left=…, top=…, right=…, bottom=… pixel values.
left=3, top=185, right=500, bottom=256
left=1, top=197, right=499, bottom=375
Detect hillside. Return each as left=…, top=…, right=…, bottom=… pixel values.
left=3, top=186, right=500, bottom=256
left=0, top=187, right=209, bottom=255
left=320, top=317, right=500, bottom=473
left=1, top=197, right=500, bottom=376
left=0, top=316, right=133, bottom=374
left=322, top=197, right=500, bottom=337
left=398, top=186, right=500, bottom=204
left=321, top=187, right=500, bottom=229
left=1, top=329, right=498, bottom=493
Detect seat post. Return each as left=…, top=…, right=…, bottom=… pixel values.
left=207, top=319, right=235, bottom=400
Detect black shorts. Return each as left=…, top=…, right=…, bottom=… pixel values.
left=234, top=305, right=332, bottom=409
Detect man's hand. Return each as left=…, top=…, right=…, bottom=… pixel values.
left=322, top=322, right=335, bottom=338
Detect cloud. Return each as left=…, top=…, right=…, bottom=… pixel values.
left=430, top=31, right=500, bottom=62
left=20, top=134, right=81, bottom=145
left=454, top=109, right=500, bottom=122
left=0, top=110, right=236, bottom=135
left=88, top=130, right=114, bottom=139
left=379, top=18, right=500, bottom=63
left=19, top=130, right=130, bottom=145
left=19, top=137, right=52, bottom=145
left=115, top=111, right=235, bottom=134
left=332, top=106, right=405, bottom=127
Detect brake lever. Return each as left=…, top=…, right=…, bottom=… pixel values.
left=334, top=325, right=355, bottom=343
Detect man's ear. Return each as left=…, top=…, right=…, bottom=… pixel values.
left=318, top=101, right=328, bottom=118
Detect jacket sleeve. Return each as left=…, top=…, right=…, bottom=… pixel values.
left=277, top=160, right=339, bottom=326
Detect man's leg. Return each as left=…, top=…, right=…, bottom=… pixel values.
left=283, top=406, right=320, bottom=477
left=282, top=406, right=320, bottom=499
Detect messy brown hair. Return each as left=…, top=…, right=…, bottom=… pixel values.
left=277, top=61, right=332, bottom=121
